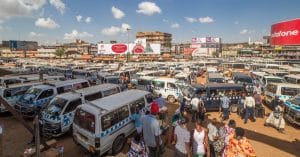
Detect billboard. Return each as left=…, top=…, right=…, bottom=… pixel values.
left=191, top=37, right=220, bottom=44
left=98, top=42, right=160, bottom=55
left=271, top=19, right=300, bottom=45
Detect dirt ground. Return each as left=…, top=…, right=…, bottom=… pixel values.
left=0, top=75, right=300, bottom=157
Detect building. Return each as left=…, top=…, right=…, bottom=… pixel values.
left=189, top=37, right=222, bottom=57
left=136, top=31, right=172, bottom=53
left=2, top=40, right=38, bottom=51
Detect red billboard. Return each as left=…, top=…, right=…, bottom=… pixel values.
left=271, top=19, right=300, bottom=45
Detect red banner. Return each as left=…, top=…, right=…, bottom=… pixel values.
left=271, top=19, right=300, bottom=45
left=111, top=44, right=127, bottom=53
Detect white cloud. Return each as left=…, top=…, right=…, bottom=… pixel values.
left=240, top=29, right=255, bottom=34
left=49, top=0, right=66, bottom=14
left=29, top=31, right=43, bottom=37
left=136, top=1, right=161, bottom=16
left=76, top=15, right=82, bottom=22
left=171, top=23, right=180, bottom=28
left=101, top=23, right=131, bottom=36
left=64, top=29, right=94, bottom=40
left=240, top=29, right=248, bottom=34
left=101, top=26, right=121, bottom=36
left=85, top=17, right=91, bottom=23
left=35, top=17, right=60, bottom=29
left=199, top=16, right=214, bottom=23
left=0, top=0, right=46, bottom=19
left=234, top=21, right=239, bottom=25
left=163, top=19, right=168, bottom=23
left=185, top=17, right=197, bottom=23
left=111, top=6, right=125, bottom=19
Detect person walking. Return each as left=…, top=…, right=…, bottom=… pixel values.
left=219, top=120, right=236, bottom=157
left=128, top=133, right=148, bottom=157
left=142, top=102, right=164, bottom=157
left=253, top=83, right=262, bottom=95
left=191, top=120, right=210, bottom=157
left=173, top=117, right=191, bottom=157
left=244, top=93, right=256, bottom=124
left=207, top=118, right=218, bottom=157
left=220, top=93, right=230, bottom=121
left=191, top=95, right=200, bottom=122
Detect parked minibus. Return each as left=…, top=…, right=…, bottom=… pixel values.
left=40, top=84, right=121, bottom=137
left=73, top=90, right=153, bottom=155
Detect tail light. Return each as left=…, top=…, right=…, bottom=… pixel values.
left=95, top=137, right=100, bottom=148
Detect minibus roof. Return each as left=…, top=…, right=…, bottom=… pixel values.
left=88, top=89, right=149, bottom=114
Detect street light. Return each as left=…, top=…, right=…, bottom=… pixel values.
left=126, top=28, right=131, bottom=62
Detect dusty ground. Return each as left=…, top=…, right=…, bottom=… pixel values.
left=0, top=75, right=299, bottom=157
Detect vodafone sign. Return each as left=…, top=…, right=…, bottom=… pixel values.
left=271, top=19, right=300, bottom=45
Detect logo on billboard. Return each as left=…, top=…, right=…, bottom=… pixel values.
left=271, top=30, right=299, bottom=38
left=111, top=44, right=127, bottom=53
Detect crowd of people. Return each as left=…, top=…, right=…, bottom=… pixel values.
left=126, top=82, right=288, bottom=157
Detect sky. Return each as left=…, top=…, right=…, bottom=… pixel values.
left=0, top=0, right=300, bottom=45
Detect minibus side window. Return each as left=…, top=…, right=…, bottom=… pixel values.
left=85, top=92, right=102, bottom=101
left=118, top=105, right=129, bottom=121
left=129, top=98, right=145, bottom=113
left=281, top=87, right=300, bottom=96
left=167, top=83, right=177, bottom=89
left=103, top=88, right=120, bottom=97
left=102, top=111, right=119, bottom=131
left=64, top=99, right=82, bottom=114
left=81, top=82, right=89, bottom=88
left=38, top=89, right=54, bottom=100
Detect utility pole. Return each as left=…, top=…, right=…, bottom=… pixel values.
left=126, top=28, right=131, bottom=62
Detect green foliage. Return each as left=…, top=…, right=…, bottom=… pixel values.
left=55, top=47, right=65, bottom=59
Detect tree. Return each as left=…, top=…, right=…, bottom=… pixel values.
left=55, top=47, right=65, bottom=60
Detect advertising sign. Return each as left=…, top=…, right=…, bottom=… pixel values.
left=98, top=43, right=161, bottom=54
left=271, top=19, right=300, bottom=45
left=191, top=37, right=220, bottom=44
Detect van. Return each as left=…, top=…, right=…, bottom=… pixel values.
left=0, top=82, right=42, bottom=113
left=260, top=75, right=286, bottom=89
left=184, top=83, right=244, bottom=112
left=40, top=84, right=121, bottom=137
left=133, top=76, right=155, bottom=91
left=284, top=75, right=300, bottom=84
left=264, top=83, right=300, bottom=108
left=14, top=79, right=90, bottom=117
left=207, top=73, right=225, bottom=83
left=72, top=90, right=153, bottom=155
left=152, top=77, right=183, bottom=103
left=232, top=72, right=254, bottom=90
left=284, top=94, right=300, bottom=126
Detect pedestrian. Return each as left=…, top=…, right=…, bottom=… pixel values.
left=155, top=94, right=168, bottom=124
left=132, top=108, right=144, bottom=134
left=224, top=127, right=256, bottom=157
left=238, top=92, right=246, bottom=119
left=191, top=95, right=200, bottom=122
left=191, top=120, right=210, bottom=157
left=265, top=101, right=285, bottom=132
left=219, top=120, right=236, bottom=147
left=244, top=93, right=256, bottom=124
left=128, top=133, right=148, bottom=157
left=173, top=117, right=191, bottom=157
left=142, top=102, right=164, bottom=157
left=207, top=118, right=218, bottom=157
left=219, top=93, right=230, bottom=121
left=253, top=83, right=262, bottom=95
left=179, top=98, right=186, bottom=116
left=253, top=91, right=264, bottom=118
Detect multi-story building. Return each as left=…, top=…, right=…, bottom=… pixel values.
left=136, top=31, right=172, bottom=53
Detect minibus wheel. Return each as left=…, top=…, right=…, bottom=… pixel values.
left=112, top=135, right=125, bottom=154
left=167, top=95, right=176, bottom=103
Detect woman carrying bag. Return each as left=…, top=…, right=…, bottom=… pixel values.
left=191, top=120, right=210, bottom=157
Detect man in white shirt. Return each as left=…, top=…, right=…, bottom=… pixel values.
left=244, top=93, right=256, bottom=124
left=191, top=96, right=200, bottom=122
left=174, top=118, right=191, bottom=157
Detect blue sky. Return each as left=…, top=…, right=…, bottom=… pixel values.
left=0, top=0, right=299, bottom=45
